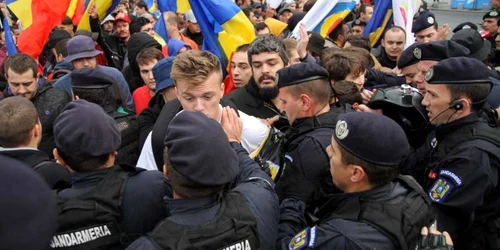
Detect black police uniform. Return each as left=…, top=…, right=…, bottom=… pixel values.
left=108, top=110, right=140, bottom=166
left=484, top=9, right=500, bottom=51
left=404, top=57, right=500, bottom=250
left=273, top=63, right=349, bottom=211
left=412, top=11, right=437, bottom=35
left=277, top=113, right=435, bottom=250
left=126, top=111, right=279, bottom=250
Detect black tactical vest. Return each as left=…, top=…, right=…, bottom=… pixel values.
left=319, top=175, right=435, bottom=250
left=148, top=192, right=260, bottom=250
left=50, top=165, right=143, bottom=249
left=109, top=111, right=140, bottom=166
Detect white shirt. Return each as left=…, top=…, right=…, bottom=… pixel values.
left=136, top=109, right=269, bottom=171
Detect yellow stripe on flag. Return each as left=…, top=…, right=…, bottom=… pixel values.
left=66, top=0, right=80, bottom=18
left=8, top=0, right=33, bottom=30
left=369, top=10, right=393, bottom=48
left=218, top=10, right=255, bottom=62
left=319, top=9, right=351, bottom=37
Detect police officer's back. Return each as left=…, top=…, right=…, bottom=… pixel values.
left=278, top=112, right=435, bottom=250
left=274, top=63, right=349, bottom=211
left=407, top=57, right=500, bottom=250
left=127, top=109, right=279, bottom=249
left=51, top=100, right=170, bottom=249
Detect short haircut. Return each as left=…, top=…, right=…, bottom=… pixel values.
left=236, top=43, right=250, bottom=53
left=164, top=11, right=179, bottom=26
left=323, top=52, right=365, bottom=82
left=4, top=53, right=38, bottom=78
left=242, top=7, right=253, bottom=19
left=72, top=82, right=125, bottom=111
left=171, top=50, right=222, bottom=87
left=343, top=46, right=373, bottom=69
left=57, top=148, right=110, bottom=172
left=136, top=1, right=147, bottom=10
left=303, top=0, right=317, bottom=12
left=359, top=4, right=373, bottom=15
left=254, top=22, right=269, bottom=32
left=285, top=78, right=331, bottom=105
left=55, top=38, right=70, bottom=58
left=164, top=147, right=224, bottom=199
left=328, top=22, right=345, bottom=41
left=282, top=38, right=298, bottom=60
left=384, top=26, right=407, bottom=39
left=247, top=34, right=288, bottom=65
left=129, top=17, right=151, bottom=34
left=332, top=80, right=363, bottom=105
left=0, top=97, right=39, bottom=148
left=319, top=47, right=341, bottom=65
left=136, top=47, right=164, bottom=66
left=446, top=83, right=492, bottom=111
left=345, top=35, right=371, bottom=51
left=339, top=145, right=399, bottom=188
left=61, top=16, right=73, bottom=25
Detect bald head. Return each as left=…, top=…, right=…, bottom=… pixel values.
left=0, top=96, right=39, bottom=148
left=164, top=11, right=179, bottom=25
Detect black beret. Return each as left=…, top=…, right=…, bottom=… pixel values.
left=54, top=100, right=121, bottom=157
left=165, top=111, right=238, bottom=186
left=0, top=156, right=57, bottom=249
left=397, top=40, right=470, bottom=69
left=425, top=57, right=493, bottom=85
left=452, top=22, right=478, bottom=33
left=451, top=28, right=492, bottom=61
left=334, top=112, right=410, bottom=166
left=353, top=19, right=367, bottom=27
left=49, top=29, right=71, bottom=49
left=483, top=9, right=500, bottom=19
left=307, top=31, right=326, bottom=55
left=412, top=11, right=436, bottom=33
left=71, top=68, right=116, bottom=89
left=277, top=63, right=329, bottom=89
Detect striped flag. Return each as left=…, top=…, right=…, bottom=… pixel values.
left=393, top=0, right=421, bottom=48
left=363, top=0, right=394, bottom=47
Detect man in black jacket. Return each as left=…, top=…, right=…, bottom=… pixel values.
left=1, top=53, right=71, bottom=158
left=0, top=97, right=70, bottom=189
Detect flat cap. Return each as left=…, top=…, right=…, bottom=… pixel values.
left=54, top=100, right=121, bottom=157
left=425, top=57, right=494, bottom=85
left=484, top=9, right=500, bottom=19
left=71, top=68, right=116, bottom=89
left=165, top=111, right=238, bottom=186
left=397, top=40, right=470, bottom=69
left=153, top=57, right=175, bottom=94
left=307, top=31, right=326, bottom=55
left=451, top=28, right=492, bottom=61
left=334, top=112, right=410, bottom=166
left=0, top=156, right=57, bottom=249
left=452, top=22, right=478, bottom=33
left=412, top=11, right=436, bottom=33
left=277, top=63, right=329, bottom=88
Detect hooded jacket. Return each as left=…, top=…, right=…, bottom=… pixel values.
left=167, top=39, right=192, bottom=57
left=121, top=33, right=162, bottom=93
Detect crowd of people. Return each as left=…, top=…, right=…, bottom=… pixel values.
left=3, top=0, right=500, bottom=249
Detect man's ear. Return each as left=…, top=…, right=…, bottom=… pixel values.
left=53, top=148, right=74, bottom=172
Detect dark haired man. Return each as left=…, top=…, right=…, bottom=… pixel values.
left=1, top=53, right=71, bottom=158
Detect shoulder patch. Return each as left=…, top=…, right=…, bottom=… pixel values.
left=429, top=177, right=455, bottom=202
left=439, top=169, right=463, bottom=186
left=289, top=227, right=316, bottom=250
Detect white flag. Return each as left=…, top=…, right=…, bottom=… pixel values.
left=392, top=0, right=421, bottom=48
left=267, top=0, right=284, bottom=9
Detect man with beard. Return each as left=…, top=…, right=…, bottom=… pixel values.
left=223, top=34, right=288, bottom=129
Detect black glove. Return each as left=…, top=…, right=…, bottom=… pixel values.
left=279, top=165, right=318, bottom=204
left=418, top=230, right=454, bottom=250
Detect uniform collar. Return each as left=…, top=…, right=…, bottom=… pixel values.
left=166, top=195, right=220, bottom=215
left=435, top=113, right=480, bottom=142
left=70, top=167, right=114, bottom=189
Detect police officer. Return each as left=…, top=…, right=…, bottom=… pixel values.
left=412, top=11, right=441, bottom=43
left=51, top=100, right=171, bottom=249
left=71, top=68, right=140, bottom=165
left=412, top=57, right=500, bottom=250
left=274, top=63, right=349, bottom=212
left=127, top=109, right=279, bottom=249
left=278, top=112, right=435, bottom=250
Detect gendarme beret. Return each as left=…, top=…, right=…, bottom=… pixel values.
left=425, top=57, right=493, bottom=85
left=452, top=22, right=478, bottom=33
left=54, top=100, right=121, bottom=157
left=334, top=112, right=410, bottom=166
left=484, top=9, right=500, bottom=20
left=71, top=68, right=116, bottom=89
left=412, top=11, right=436, bottom=33
left=165, top=111, right=238, bottom=186
left=397, top=40, right=470, bottom=69
left=353, top=19, right=367, bottom=27
left=277, top=63, right=329, bottom=89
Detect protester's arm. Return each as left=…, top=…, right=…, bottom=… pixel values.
left=365, top=68, right=406, bottom=89
left=89, top=4, right=121, bottom=69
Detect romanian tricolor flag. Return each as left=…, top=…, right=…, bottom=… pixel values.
left=66, top=0, right=85, bottom=25
left=157, top=0, right=191, bottom=14
left=289, top=0, right=357, bottom=39
left=77, top=0, right=120, bottom=31
left=7, top=0, right=72, bottom=59
left=188, top=0, right=255, bottom=75
left=363, top=0, right=394, bottom=48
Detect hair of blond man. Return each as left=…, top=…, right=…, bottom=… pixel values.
left=171, top=50, right=222, bottom=87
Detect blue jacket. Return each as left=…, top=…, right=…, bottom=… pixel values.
left=126, top=143, right=280, bottom=249
left=54, top=65, right=135, bottom=113
left=58, top=166, right=171, bottom=235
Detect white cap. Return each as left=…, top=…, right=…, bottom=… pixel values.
left=100, top=14, right=115, bottom=25
left=184, top=10, right=197, bottom=23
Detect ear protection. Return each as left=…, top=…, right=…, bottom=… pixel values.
left=449, top=100, right=463, bottom=111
